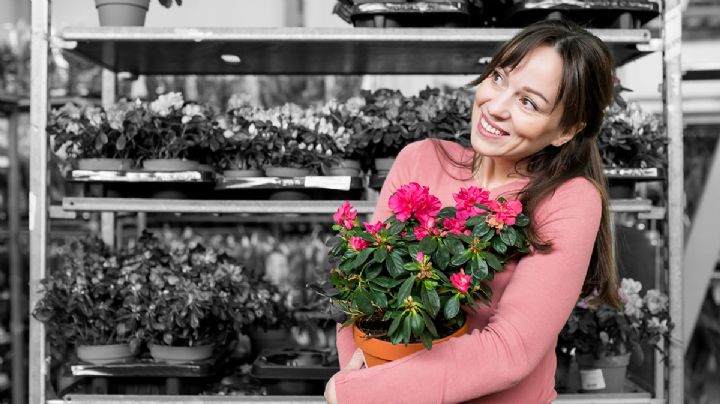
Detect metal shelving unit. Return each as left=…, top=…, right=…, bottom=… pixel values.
left=29, top=2, right=684, bottom=404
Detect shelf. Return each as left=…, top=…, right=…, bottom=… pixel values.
left=216, top=176, right=364, bottom=191
left=68, top=170, right=214, bottom=183
left=61, top=198, right=376, bottom=214
left=603, top=167, right=663, bottom=180
left=51, top=392, right=659, bottom=404
left=60, top=197, right=651, bottom=214
left=60, top=27, right=652, bottom=75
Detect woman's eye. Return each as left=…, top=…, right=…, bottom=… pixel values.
left=492, top=71, right=503, bottom=84
left=521, top=97, right=537, bottom=111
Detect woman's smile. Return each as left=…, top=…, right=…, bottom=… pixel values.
left=477, top=113, right=510, bottom=140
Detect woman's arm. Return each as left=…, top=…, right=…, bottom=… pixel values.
left=334, top=177, right=602, bottom=403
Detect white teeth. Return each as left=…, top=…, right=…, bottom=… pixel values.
left=481, top=118, right=506, bottom=136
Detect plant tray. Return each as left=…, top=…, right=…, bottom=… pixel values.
left=348, top=1, right=472, bottom=27
left=68, top=170, right=214, bottom=183
left=499, top=0, right=660, bottom=28
left=70, top=358, right=215, bottom=378
left=250, top=348, right=339, bottom=381
left=216, top=176, right=364, bottom=191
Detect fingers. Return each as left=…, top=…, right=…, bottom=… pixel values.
left=345, top=348, right=366, bottom=370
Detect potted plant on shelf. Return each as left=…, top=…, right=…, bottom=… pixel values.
left=215, top=114, right=268, bottom=178
left=137, top=92, right=208, bottom=171
left=263, top=120, right=338, bottom=177
left=559, top=277, right=673, bottom=393
left=317, top=97, right=369, bottom=176
left=321, top=182, right=530, bottom=366
left=598, top=85, right=667, bottom=198
left=49, top=101, right=137, bottom=171
left=32, top=237, right=138, bottom=365
left=95, top=0, right=181, bottom=27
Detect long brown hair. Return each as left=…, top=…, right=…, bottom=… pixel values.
left=434, top=20, right=621, bottom=308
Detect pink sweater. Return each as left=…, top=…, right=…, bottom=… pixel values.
left=334, top=139, right=601, bottom=404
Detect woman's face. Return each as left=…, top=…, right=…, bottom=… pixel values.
left=470, top=45, right=575, bottom=167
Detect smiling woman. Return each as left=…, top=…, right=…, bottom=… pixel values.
left=326, top=20, right=621, bottom=404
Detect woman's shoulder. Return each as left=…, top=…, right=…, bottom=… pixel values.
left=398, top=139, right=470, bottom=161
left=543, top=177, right=602, bottom=211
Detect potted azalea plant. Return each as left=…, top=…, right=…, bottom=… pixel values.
left=312, top=98, right=369, bottom=176
left=599, top=85, right=667, bottom=198
left=215, top=115, right=268, bottom=178
left=137, top=92, right=210, bottom=171
left=33, top=236, right=138, bottom=364
left=263, top=120, right=338, bottom=177
left=49, top=102, right=137, bottom=171
left=323, top=182, right=530, bottom=366
left=558, top=277, right=673, bottom=393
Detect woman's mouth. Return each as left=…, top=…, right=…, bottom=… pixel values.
left=478, top=115, right=509, bottom=139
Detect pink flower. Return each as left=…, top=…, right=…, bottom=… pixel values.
left=453, top=186, right=490, bottom=220
left=450, top=269, right=472, bottom=294
left=333, top=201, right=358, bottom=230
left=442, top=217, right=467, bottom=235
left=414, top=226, right=430, bottom=241
left=485, top=199, right=523, bottom=230
left=348, top=237, right=369, bottom=252
left=388, top=182, right=441, bottom=223
left=415, top=251, right=425, bottom=262
left=364, top=221, right=384, bottom=235
left=413, top=217, right=441, bottom=240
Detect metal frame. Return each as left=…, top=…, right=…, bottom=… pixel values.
left=28, top=1, right=684, bottom=403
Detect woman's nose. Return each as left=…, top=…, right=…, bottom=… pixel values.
left=486, top=91, right=511, bottom=121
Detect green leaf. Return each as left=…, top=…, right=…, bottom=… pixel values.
left=500, top=227, right=516, bottom=246
left=408, top=244, right=420, bottom=260
left=481, top=230, right=495, bottom=243
left=421, top=286, right=441, bottom=317
left=473, top=256, right=489, bottom=280
left=386, top=251, right=404, bottom=277
left=373, top=248, right=388, bottom=263
left=410, top=312, right=424, bottom=335
left=515, top=213, right=529, bottom=227
left=464, top=215, right=483, bottom=227
left=365, top=264, right=382, bottom=279
left=485, top=252, right=503, bottom=272
left=419, top=237, right=437, bottom=255
left=434, top=242, right=450, bottom=270
left=472, top=221, right=490, bottom=238
left=420, top=332, right=433, bottom=350
left=421, top=311, right=439, bottom=338
left=444, top=238, right=465, bottom=256
left=388, top=314, right=403, bottom=337
left=353, top=289, right=374, bottom=314
left=397, top=275, right=416, bottom=303
left=402, top=316, right=412, bottom=345
left=444, top=296, right=461, bottom=320
left=371, top=276, right=404, bottom=288
left=450, top=250, right=470, bottom=266
left=388, top=221, right=405, bottom=236
left=348, top=247, right=374, bottom=270
left=492, top=238, right=507, bottom=254
left=370, top=288, right=388, bottom=308
left=436, top=207, right=457, bottom=219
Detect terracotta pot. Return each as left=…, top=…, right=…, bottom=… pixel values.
left=577, top=353, right=631, bottom=393
left=76, top=343, right=133, bottom=365
left=353, top=319, right=469, bottom=367
left=265, top=166, right=312, bottom=177
left=223, top=169, right=265, bottom=178
left=148, top=343, right=214, bottom=364
left=142, top=158, right=200, bottom=172
left=77, top=158, right=132, bottom=171
left=95, top=0, right=150, bottom=26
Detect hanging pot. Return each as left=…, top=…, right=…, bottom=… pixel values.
left=577, top=353, right=631, bottom=393
left=77, top=158, right=132, bottom=171
left=76, top=343, right=133, bottom=365
left=95, top=0, right=150, bottom=27
left=148, top=344, right=214, bottom=364
left=353, top=318, right=469, bottom=367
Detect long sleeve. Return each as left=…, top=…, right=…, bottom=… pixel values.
left=335, top=142, right=421, bottom=369
left=334, top=177, right=602, bottom=403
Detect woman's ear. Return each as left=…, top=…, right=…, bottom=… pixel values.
left=552, top=122, right=586, bottom=147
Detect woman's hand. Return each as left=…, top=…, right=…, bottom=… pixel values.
left=324, top=348, right=366, bottom=403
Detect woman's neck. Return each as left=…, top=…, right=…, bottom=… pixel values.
left=472, top=155, right=526, bottom=189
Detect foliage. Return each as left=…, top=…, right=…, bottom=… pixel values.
left=559, top=278, right=673, bottom=362
left=598, top=87, right=667, bottom=168
left=32, top=236, right=138, bottom=349
left=324, top=182, right=530, bottom=349
left=48, top=101, right=140, bottom=161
